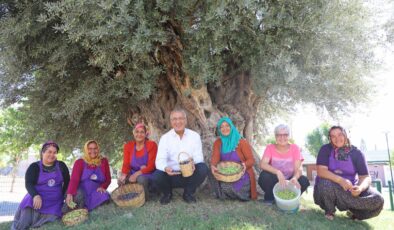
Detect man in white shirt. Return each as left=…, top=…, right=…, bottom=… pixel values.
left=153, top=108, right=208, bottom=204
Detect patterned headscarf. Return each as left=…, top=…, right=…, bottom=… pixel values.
left=329, top=126, right=353, bottom=161
left=217, top=117, right=242, bottom=154
left=40, top=141, right=59, bottom=159
left=133, top=123, right=149, bottom=140
left=82, top=140, right=103, bottom=166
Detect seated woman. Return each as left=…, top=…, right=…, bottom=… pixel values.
left=12, top=141, right=70, bottom=230
left=211, top=117, right=257, bottom=201
left=65, top=140, right=111, bottom=211
left=314, top=125, right=384, bottom=220
left=258, top=124, right=309, bottom=204
left=118, top=123, right=157, bottom=200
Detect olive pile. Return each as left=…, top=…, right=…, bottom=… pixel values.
left=218, top=165, right=240, bottom=175
left=68, top=201, right=77, bottom=209
left=118, top=192, right=139, bottom=200
left=275, top=190, right=297, bottom=200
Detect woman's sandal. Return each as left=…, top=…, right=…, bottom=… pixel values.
left=346, top=211, right=360, bottom=221
left=325, top=213, right=334, bottom=220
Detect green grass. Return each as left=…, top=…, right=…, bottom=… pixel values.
left=1, top=190, right=393, bottom=230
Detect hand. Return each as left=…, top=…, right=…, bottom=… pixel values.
left=338, top=178, right=353, bottom=191
left=211, top=165, right=218, bottom=175
left=290, top=177, right=301, bottom=189
left=350, top=185, right=362, bottom=197
left=128, top=173, right=138, bottom=183
left=165, top=167, right=181, bottom=176
left=33, top=195, right=42, bottom=210
left=276, top=171, right=286, bottom=188
left=66, top=194, right=73, bottom=208
left=118, top=173, right=127, bottom=185
left=140, top=165, right=146, bottom=169
left=97, top=187, right=106, bottom=194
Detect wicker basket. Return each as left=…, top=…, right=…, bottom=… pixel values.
left=62, top=208, right=88, bottom=226
left=213, top=161, right=244, bottom=183
left=111, top=183, right=145, bottom=207
left=178, top=152, right=194, bottom=177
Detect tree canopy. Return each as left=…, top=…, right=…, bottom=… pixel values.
left=0, top=0, right=381, bottom=159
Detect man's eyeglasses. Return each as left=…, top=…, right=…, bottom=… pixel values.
left=170, top=117, right=186, bottom=122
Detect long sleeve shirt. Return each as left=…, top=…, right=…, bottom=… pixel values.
left=25, top=161, right=70, bottom=197
left=155, top=128, right=204, bottom=171
left=67, top=158, right=111, bottom=195
left=121, top=140, right=158, bottom=174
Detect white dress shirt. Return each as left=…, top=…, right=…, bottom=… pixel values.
left=155, top=128, right=204, bottom=171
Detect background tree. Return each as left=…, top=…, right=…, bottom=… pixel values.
left=0, top=107, right=39, bottom=191
left=0, top=1, right=381, bottom=163
left=359, top=138, right=367, bottom=153
left=305, top=123, right=330, bottom=157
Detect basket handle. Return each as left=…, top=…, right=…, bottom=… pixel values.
left=178, top=151, right=192, bottom=162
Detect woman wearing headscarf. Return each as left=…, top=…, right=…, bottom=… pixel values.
left=12, top=141, right=70, bottom=230
left=314, top=126, right=384, bottom=220
left=118, top=123, right=158, bottom=200
left=210, top=117, right=257, bottom=201
left=65, top=140, right=111, bottom=211
left=258, top=124, right=309, bottom=204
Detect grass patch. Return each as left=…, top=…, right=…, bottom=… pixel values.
left=1, top=190, right=393, bottom=230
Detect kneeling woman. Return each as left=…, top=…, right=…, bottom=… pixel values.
left=65, top=140, right=111, bottom=211
left=118, top=123, right=157, bottom=200
left=12, top=141, right=70, bottom=230
left=211, top=117, right=257, bottom=201
left=258, top=124, right=309, bottom=204
left=314, top=126, right=384, bottom=220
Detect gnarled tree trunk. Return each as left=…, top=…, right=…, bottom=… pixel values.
left=125, top=21, right=262, bottom=194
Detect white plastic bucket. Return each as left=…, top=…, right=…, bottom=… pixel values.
left=273, top=181, right=301, bottom=213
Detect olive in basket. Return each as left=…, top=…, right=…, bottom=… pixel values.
left=62, top=208, right=88, bottom=226
left=218, top=165, right=241, bottom=175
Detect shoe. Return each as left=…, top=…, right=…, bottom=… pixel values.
left=160, top=193, right=172, bottom=205
left=261, top=199, right=274, bottom=206
left=346, top=211, right=359, bottom=221
left=183, top=193, right=197, bottom=203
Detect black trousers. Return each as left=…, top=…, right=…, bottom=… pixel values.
left=258, top=170, right=310, bottom=201
left=152, top=163, right=208, bottom=196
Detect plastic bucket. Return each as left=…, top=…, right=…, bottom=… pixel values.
left=273, top=181, right=301, bottom=213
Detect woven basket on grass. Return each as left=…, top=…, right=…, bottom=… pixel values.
left=111, top=183, right=145, bottom=207
left=62, top=208, right=88, bottom=226
left=213, top=161, right=244, bottom=183
left=178, top=152, right=194, bottom=177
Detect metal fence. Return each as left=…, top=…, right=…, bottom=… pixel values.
left=0, top=175, right=25, bottom=220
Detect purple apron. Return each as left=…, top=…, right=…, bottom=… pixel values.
left=80, top=161, right=110, bottom=211
left=220, top=150, right=250, bottom=192
left=19, top=161, right=64, bottom=217
left=130, top=144, right=153, bottom=179
left=315, top=149, right=357, bottom=186
left=328, top=149, right=357, bottom=185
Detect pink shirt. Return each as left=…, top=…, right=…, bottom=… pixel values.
left=262, top=144, right=303, bottom=179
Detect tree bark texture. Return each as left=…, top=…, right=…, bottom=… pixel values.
left=125, top=22, right=262, bottom=171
